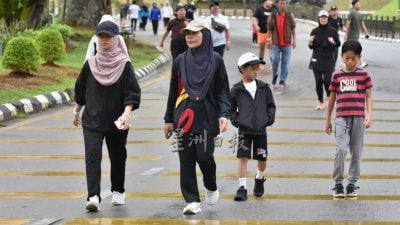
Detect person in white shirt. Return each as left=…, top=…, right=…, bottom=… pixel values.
left=161, top=1, right=174, bottom=27
left=85, top=15, right=128, bottom=61
left=129, top=0, right=140, bottom=32
left=205, top=1, right=231, bottom=56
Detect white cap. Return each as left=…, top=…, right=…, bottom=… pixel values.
left=318, top=10, right=329, bottom=17
left=237, top=52, right=266, bottom=67
left=181, top=19, right=210, bottom=33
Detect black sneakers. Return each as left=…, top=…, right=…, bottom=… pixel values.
left=253, top=177, right=266, bottom=197
left=346, top=184, right=359, bottom=197
left=234, top=186, right=248, bottom=201
left=332, top=184, right=345, bottom=198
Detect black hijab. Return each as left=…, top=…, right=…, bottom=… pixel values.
left=179, top=28, right=217, bottom=101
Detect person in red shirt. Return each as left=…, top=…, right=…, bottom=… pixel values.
left=266, top=0, right=295, bottom=88
left=325, top=40, right=373, bottom=199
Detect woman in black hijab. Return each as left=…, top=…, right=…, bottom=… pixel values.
left=163, top=19, right=230, bottom=215
left=309, top=10, right=341, bottom=110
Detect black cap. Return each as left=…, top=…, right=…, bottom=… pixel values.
left=330, top=5, right=338, bottom=11
left=96, top=21, right=119, bottom=37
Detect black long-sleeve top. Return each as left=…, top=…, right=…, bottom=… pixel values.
left=75, top=61, right=141, bottom=132
left=308, top=24, right=341, bottom=71
left=230, top=80, right=276, bottom=135
left=163, top=53, right=230, bottom=135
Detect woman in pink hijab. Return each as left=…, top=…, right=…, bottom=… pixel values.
left=73, top=21, right=141, bottom=212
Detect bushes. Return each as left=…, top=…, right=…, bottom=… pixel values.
left=36, top=28, right=66, bottom=64
left=51, top=24, right=73, bottom=41
left=2, top=36, right=41, bottom=73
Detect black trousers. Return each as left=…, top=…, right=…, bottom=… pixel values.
left=151, top=20, right=159, bottom=35
left=83, top=127, right=128, bottom=201
left=131, top=18, right=138, bottom=31
left=312, top=69, right=333, bottom=103
left=213, top=44, right=225, bottom=57
left=163, top=17, right=170, bottom=27
left=170, top=40, right=188, bottom=63
left=140, top=16, right=148, bottom=30
left=178, top=132, right=217, bottom=203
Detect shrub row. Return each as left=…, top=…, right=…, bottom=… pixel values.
left=2, top=24, right=72, bottom=74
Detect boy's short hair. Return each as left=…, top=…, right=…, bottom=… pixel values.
left=351, top=0, right=360, bottom=6
left=342, top=40, right=362, bottom=55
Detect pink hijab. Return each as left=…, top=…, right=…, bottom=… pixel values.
left=88, top=36, right=130, bottom=86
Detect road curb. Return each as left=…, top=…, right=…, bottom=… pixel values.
left=0, top=52, right=170, bottom=123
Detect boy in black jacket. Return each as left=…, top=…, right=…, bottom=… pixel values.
left=230, top=52, right=276, bottom=201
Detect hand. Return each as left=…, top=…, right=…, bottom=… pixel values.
left=159, top=43, right=164, bottom=48
left=226, top=42, right=231, bottom=51
left=344, top=34, right=348, bottom=41
left=325, top=121, right=332, bottom=135
left=309, top=35, right=315, bottom=43
left=328, top=37, right=335, bottom=45
left=117, top=113, right=131, bottom=130
left=256, top=25, right=260, bottom=32
left=219, top=118, right=228, bottom=133
left=364, top=115, right=372, bottom=128
left=365, top=34, right=370, bottom=39
left=73, top=114, right=81, bottom=127
left=164, top=123, right=173, bottom=139
left=266, top=41, right=272, bottom=49
left=292, top=39, right=296, bottom=49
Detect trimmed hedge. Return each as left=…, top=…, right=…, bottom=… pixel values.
left=2, top=36, right=41, bottom=73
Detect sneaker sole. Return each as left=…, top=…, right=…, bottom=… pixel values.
left=183, top=209, right=201, bottom=214
left=333, top=194, right=345, bottom=199
left=111, top=202, right=125, bottom=206
left=234, top=196, right=248, bottom=201
left=254, top=193, right=264, bottom=197
left=86, top=204, right=99, bottom=212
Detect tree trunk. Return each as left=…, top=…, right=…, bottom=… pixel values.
left=29, top=0, right=50, bottom=29
left=65, top=0, right=112, bottom=26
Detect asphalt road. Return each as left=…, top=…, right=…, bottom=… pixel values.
left=0, top=18, right=399, bottom=225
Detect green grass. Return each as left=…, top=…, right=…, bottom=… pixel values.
left=375, top=0, right=399, bottom=17
left=0, top=26, right=162, bottom=105
left=326, top=0, right=393, bottom=14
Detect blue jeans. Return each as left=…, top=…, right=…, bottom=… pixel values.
left=272, top=45, right=292, bottom=83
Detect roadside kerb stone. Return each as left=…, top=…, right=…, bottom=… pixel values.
left=0, top=52, right=170, bottom=122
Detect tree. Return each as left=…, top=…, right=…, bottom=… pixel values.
left=0, top=0, right=49, bottom=29
left=65, top=0, right=111, bottom=26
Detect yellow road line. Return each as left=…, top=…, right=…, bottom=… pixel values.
left=1, top=192, right=400, bottom=202
left=0, top=155, right=162, bottom=160
left=0, top=171, right=110, bottom=176
left=140, top=71, right=170, bottom=89
left=0, top=139, right=399, bottom=148
left=15, top=126, right=400, bottom=135
left=284, top=97, right=400, bottom=104
left=277, top=105, right=400, bottom=112
left=63, top=218, right=400, bottom=225
left=215, top=156, right=400, bottom=163
left=162, top=172, right=400, bottom=179
left=0, top=219, right=31, bottom=225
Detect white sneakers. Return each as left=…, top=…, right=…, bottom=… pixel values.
left=111, top=191, right=125, bottom=205
left=205, top=189, right=219, bottom=205
left=86, top=195, right=100, bottom=212
left=86, top=191, right=125, bottom=212
left=182, top=189, right=219, bottom=215
left=183, top=202, right=202, bottom=214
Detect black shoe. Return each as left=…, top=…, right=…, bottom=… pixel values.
left=272, top=76, right=278, bottom=85
left=234, top=186, right=247, bottom=201
left=253, top=177, right=266, bottom=197
left=346, top=184, right=359, bottom=197
left=332, top=184, right=345, bottom=198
